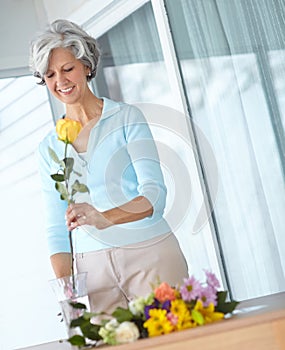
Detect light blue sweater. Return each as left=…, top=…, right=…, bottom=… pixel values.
left=37, top=98, right=171, bottom=255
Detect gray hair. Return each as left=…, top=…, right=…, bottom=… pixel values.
left=29, top=19, right=100, bottom=85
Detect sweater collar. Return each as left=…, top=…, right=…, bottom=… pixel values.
left=100, top=97, right=121, bottom=120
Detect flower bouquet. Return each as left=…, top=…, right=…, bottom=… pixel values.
left=67, top=271, right=239, bottom=348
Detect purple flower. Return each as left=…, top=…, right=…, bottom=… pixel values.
left=144, top=299, right=160, bottom=319
left=205, top=270, right=220, bottom=290
left=199, top=285, right=217, bottom=307
left=180, top=276, right=202, bottom=302
left=144, top=305, right=155, bottom=320
left=162, top=300, right=171, bottom=312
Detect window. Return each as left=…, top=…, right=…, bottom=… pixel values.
left=92, top=1, right=225, bottom=285
left=94, top=2, right=173, bottom=107
left=0, top=76, right=64, bottom=349
left=165, top=0, right=285, bottom=299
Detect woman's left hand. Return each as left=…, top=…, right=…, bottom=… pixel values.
left=65, top=203, right=111, bottom=231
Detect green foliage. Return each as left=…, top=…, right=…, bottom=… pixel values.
left=81, top=322, right=102, bottom=341
left=112, top=307, right=133, bottom=323
left=69, top=302, right=87, bottom=310
left=50, top=174, right=65, bottom=182
left=68, top=335, right=86, bottom=347
left=72, top=180, right=90, bottom=193
left=48, top=146, right=61, bottom=164
left=191, top=309, right=204, bottom=325
left=49, top=144, right=89, bottom=204
left=64, top=157, right=74, bottom=180
left=216, top=291, right=239, bottom=314
left=68, top=307, right=103, bottom=347
left=55, top=182, right=69, bottom=201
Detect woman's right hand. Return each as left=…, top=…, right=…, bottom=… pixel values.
left=65, top=202, right=112, bottom=231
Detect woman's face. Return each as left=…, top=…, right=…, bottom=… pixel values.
left=44, top=47, right=90, bottom=105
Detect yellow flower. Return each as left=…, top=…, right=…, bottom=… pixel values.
left=143, top=309, right=174, bottom=337
left=194, top=300, right=224, bottom=324
left=147, top=309, right=168, bottom=322
left=56, top=118, right=82, bottom=143
left=169, top=300, right=194, bottom=331
left=170, top=299, right=188, bottom=316
left=176, top=312, right=193, bottom=331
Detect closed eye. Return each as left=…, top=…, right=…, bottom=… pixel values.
left=64, top=67, right=74, bottom=72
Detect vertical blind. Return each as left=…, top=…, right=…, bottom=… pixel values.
left=165, top=0, right=285, bottom=299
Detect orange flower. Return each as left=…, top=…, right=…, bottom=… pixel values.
left=154, top=282, right=176, bottom=303
left=56, top=118, right=82, bottom=144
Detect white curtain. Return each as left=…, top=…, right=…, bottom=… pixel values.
left=165, top=0, right=285, bottom=299
left=95, top=2, right=173, bottom=107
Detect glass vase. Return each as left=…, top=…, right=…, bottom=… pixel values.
left=49, top=272, right=89, bottom=339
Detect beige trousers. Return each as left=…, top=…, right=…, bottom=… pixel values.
left=76, top=232, right=188, bottom=313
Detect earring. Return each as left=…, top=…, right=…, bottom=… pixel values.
left=88, top=72, right=92, bottom=77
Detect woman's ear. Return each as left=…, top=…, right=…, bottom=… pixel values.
left=85, top=66, right=91, bottom=78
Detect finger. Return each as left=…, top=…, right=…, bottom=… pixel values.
left=76, top=215, right=87, bottom=225
left=67, top=215, right=87, bottom=230
left=67, top=205, right=81, bottom=220
left=68, top=220, right=79, bottom=231
left=66, top=210, right=79, bottom=226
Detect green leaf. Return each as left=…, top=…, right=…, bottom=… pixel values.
left=82, top=311, right=101, bottom=321
left=55, top=182, right=69, bottom=201
left=73, top=170, right=82, bottom=177
left=217, top=291, right=227, bottom=304
left=48, top=147, right=61, bottom=164
left=216, top=300, right=239, bottom=314
left=60, top=194, right=68, bottom=201
left=81, top=322, right=102, bottom=341
left=70, top=316, right=102, bottom=341
left=70, top=316, right=84, bottom=328
left=216, top=291, right=239, bottom=314
left=191, top=309, right=204, bottom=325
left=64, top=157, right=74, bottom=180
left=69, top=302, right=87, bottom=310
left=72, top=180, right=89, bottom=193
left=112, top=307, right=133, bottom=323
left=68, top=335, right=86, bottom=346
left=50, top=174, right=65, bottom=182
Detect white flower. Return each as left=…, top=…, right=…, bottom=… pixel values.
left=105, top=318, right=119, bottom=331
left=114, top=321, right=140, bottom=344
left=128, top=297, right=146, bottom=316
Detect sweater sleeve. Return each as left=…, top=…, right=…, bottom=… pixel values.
left=124, top=105, right=167, bottom=217
left=37, top=138, right=70, bottom=256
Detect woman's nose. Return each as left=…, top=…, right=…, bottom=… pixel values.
left=56, top=73, right=69, bottom=87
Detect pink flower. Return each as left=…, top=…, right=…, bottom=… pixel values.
left=180, top=276, right=202, bottom=302
left=205, top=270, right=220, bottom=290
left=154, top=282, right=176, bottom=303
left=199, top=285, right=217, bottom=307
left=167, top=312, right=179, bottom=326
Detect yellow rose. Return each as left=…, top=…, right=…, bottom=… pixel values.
left=56, top=118, right=82, bottom=143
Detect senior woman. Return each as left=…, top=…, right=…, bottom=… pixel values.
left=30, top=19, right=188, bottom=313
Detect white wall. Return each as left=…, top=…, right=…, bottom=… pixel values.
left=41, top=0, right=115, bottom=24
left=0, top=0, right=48, bottom=75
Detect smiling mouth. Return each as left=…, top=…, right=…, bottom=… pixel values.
left=58, top=87, right=74, bottom=93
